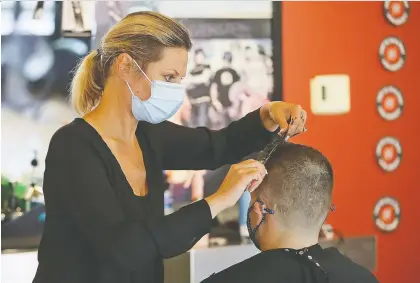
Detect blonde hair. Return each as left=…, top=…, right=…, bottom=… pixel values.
left=71, top=11, right=192, bottom=115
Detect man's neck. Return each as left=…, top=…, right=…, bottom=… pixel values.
left=258, top=229, right=319, bottom=252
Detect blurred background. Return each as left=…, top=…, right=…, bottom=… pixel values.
left=1, top=1, right=419, bottom=283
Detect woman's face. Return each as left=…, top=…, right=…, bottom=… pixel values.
left=124, top=47, right=188, bottom=101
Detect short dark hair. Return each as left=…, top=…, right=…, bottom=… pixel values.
left=223, top=51, right=233, bottom=63
left=194, top=48, right=205, bottom=56
left=257, top=44, right=266, bottom=56
left=257, top=143, right=334, bottom=229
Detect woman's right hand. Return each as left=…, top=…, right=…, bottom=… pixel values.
left=205, top=159, right=267, bottom=218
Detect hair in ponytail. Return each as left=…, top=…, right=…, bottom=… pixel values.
left=70, top=11, right=192, bottom=116
left=71, top=50, right=104, bottom=115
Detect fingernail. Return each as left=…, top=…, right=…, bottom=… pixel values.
left=265, top=169, right=268, bottom=174
left=285, top=135, right=290, bottom=141
left=303, top=127, right=307, bottom=132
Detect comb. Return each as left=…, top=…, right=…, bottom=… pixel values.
left=245, top=132, right=288, bottom=192
left=257, top=133, right=288, bottom=165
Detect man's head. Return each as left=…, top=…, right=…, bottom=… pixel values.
left=244, top=45, right=256, bottom=62
left=194, top=48, right=205, bottom=65
left=247, top=143, right=334, bottom=249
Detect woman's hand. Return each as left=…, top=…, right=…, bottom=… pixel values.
left=260, top=101, right=307, bottom=138
left=205, top=159, right=267, bottom=218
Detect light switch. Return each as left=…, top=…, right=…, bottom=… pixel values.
left=310, top=74, right=351, bottom=115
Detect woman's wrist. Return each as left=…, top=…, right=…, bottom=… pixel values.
left=205, top=193, right=232, bottom=219
left=260, top=102, right=279, bottom=132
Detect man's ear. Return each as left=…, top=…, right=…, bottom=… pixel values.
left=252, top=201, right=264, bottom=223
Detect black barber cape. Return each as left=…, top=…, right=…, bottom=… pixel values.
left=201, top=244, right=378, bottom=283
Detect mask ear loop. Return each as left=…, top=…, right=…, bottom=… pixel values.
left=255, top=199, right=275, bottom=215
left=264, top=207, right=275, bottom=214
left=125, top=81, right=136, bottom=95
left=126, top=59, right=154, bottom=99
left=251, top=199, right=275, bottom=232
left=247, top=199, right=269, bottom=240
left=131, top=59, right=153, bottom=85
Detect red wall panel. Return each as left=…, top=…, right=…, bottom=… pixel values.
left=282, top=2, right=420, bottom=283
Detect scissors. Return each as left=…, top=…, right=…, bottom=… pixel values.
left=256, top=131, right=289, bottom=165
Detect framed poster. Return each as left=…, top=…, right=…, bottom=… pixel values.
left=167, top=18, right=274, bottom=210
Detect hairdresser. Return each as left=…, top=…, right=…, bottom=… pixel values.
left=33, top=12, right=307, bottom=283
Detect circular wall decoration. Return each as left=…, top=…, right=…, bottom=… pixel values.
left=384, top=1, right=409, bottom=26
left=373, top=196, right=401, bottom=232
left=376, top=136, right=402, bottom=172
left=379, top=36, right=406, bottom=72
left=376, top=85, right=404, bottom=121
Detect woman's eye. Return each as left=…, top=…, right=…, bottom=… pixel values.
left=164, top=75, right=174, bottom=82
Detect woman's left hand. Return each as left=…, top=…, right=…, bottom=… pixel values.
left=260, top=101, right=307, bottom=138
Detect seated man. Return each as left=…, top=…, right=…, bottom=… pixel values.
left=201, top=143, right=378, bottom=283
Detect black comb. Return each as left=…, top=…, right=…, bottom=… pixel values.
left=244, top=133, right=288, bottom=192
left=257, top=133, right=288, bottom=165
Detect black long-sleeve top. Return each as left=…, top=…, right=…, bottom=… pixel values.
left=33, top=109, right=274, bottom=283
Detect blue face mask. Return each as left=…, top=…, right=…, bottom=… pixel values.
left=125, top=60, right=185, bottom=124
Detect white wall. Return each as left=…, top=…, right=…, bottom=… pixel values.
left=1, top=251, right=38, bottom=283
left=1, top=99, right=77, bottom=183
left=158, top=1, right=272, bottom=19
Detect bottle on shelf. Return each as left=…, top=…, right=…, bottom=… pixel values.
left=164, top=189, right=174, bottom=216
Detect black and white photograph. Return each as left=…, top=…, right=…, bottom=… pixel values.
left=167, top=39, right=273, bottom=208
